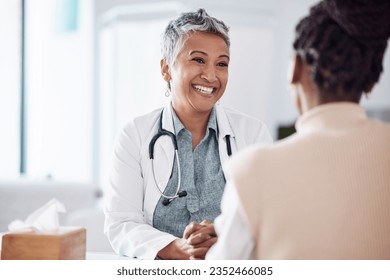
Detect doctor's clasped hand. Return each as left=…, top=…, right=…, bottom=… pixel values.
left=160, top=220, right=217, bottom=260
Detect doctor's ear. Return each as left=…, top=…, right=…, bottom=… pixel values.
left=160, top=59, right=171, bottom=82
left=289, top=54, right=303, bottom=85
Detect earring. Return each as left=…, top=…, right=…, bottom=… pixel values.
left=165, top=82, right=171, bottom=97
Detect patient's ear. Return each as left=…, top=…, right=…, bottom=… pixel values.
left=289, top=54, right=302, bottom=84
left=160, top=59, right=171, bottom=82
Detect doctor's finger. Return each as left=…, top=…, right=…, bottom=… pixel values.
left=186, top=226, right=216, bottom=245
left=187, top=231, right=211, bottom=245
left=188, top=225, right=216, bottom=242
left=200, top=219, right=212, bottom=226
left=183, top=221, right=202, bottom=239
left=189, top=236, right=217, bottom=248
left=190, top=222, right=216, bottom=238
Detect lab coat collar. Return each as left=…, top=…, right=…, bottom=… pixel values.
left=161, top=102, right=175, bottom=133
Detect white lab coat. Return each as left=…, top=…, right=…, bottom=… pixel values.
left=104, top=103, right=272, bottom=259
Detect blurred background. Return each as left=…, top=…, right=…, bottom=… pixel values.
left=0, top=0, right=389, bottom=252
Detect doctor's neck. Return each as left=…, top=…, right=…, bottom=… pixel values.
left=172, top=104, right=212, bottom=149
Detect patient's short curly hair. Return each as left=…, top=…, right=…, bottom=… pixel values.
left=293, top=0, right=390, bottom=103
left=161, top=8, right=230, bottom=66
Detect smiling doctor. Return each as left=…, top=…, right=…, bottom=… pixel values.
left=104, top=8, right=272, bottom=260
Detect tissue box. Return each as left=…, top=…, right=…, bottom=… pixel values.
left=1, top=227, right=86, bottom=260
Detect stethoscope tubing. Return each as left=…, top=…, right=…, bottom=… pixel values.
left=151, top=149, right=182, bottom=201
left=149, top=110, right=182, bottom=201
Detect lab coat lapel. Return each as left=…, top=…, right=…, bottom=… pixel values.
left=216, top=104, right=236, bottom=165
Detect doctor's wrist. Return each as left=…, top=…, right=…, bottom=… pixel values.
left=157, top=238, right=191, bottom=260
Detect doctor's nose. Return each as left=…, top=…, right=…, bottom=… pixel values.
left=200, top=66, right=217, bottom=83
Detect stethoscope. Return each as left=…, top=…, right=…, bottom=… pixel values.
left=149, top=109, right=232, bottom=206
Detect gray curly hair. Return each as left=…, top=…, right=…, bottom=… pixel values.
left=161, top=8, right=230, bottom=66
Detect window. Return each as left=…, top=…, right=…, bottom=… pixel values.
left=25, top=0, right=93, bottom=183
left=0, top=0, right=22, bottom=179
left=0, top=0, right=93, bottom=183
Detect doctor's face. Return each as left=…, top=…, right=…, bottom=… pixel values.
left=166, top=32, right=230, bottom=114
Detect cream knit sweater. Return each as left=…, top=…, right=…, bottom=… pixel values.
left=226, top=103, right=390, bottom=259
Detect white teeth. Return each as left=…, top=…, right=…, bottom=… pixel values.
left=194, top=85, right=214, bottom=94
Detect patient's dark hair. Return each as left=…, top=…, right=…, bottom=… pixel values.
left=293, top=0, right=390, bottom=103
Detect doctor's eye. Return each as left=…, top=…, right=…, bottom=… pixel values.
left=192, top=57, right=205, bottom=64
left=217, top=61, right=229, bottom=68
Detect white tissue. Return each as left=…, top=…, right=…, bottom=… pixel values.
left=8, top=198, right=66, bottom=233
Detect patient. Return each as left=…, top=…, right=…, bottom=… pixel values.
left=207, top=0, right=390, bottom=259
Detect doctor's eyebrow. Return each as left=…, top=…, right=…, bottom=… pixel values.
left=189, top=50, right=230, bottom=61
